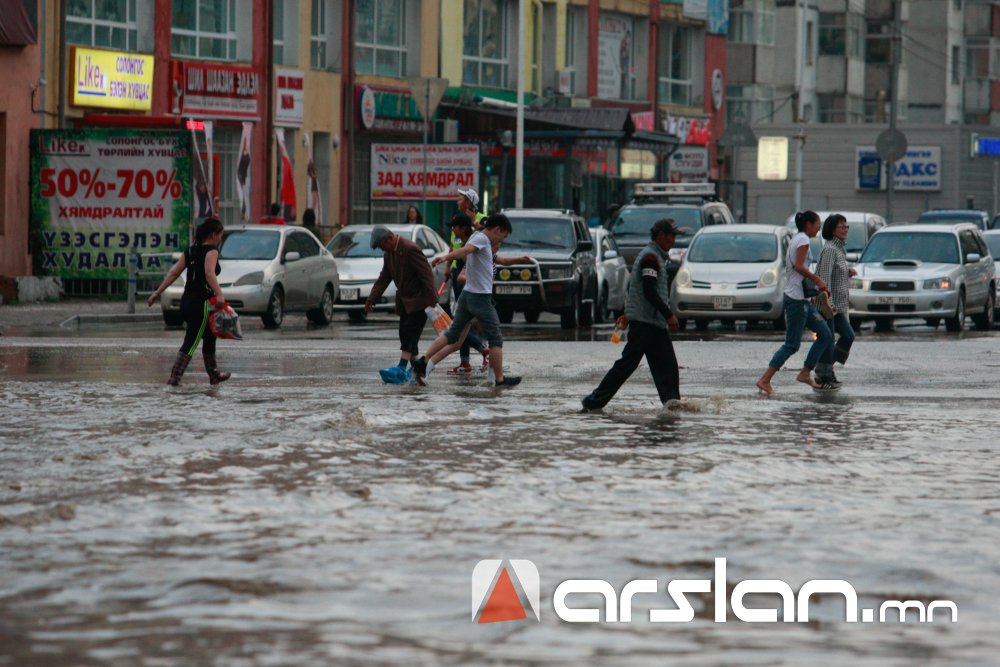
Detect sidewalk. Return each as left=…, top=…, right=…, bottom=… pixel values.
left=0, top=298, right=160, bottom=332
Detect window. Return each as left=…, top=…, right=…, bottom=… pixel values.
left=463, top=0, right=509, bottom=87
left=727, top=0, right=774, bottom=46
left=273, top=0, right=285, bottom=64
left=172, top=0, right=237, bottom=60
left=564, top=8, right=579, bottom=93
left=952, top=45, right=961, bottom=85
left=817, top=93, right=863, bottom=123
left=290, top=232, right=320, bottom=257
left=66, top=0, right=139, bottom=51
left=867, top=21, right=890, bottom=64
left=966, top=39, right=991, bottom=78
left=311, top=0, right=328, bottom=69
left=658, top=24, right=692, bottom=106
left=726, top=84, right=774, bottom=124
left=356, top=0, right=406, bottom=77
left=819, top=12, right=863, bottom=58
left=805, top=20, right=813, bottom=65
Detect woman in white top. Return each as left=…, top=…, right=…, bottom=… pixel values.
left=756, top=211, right=835, bottom=395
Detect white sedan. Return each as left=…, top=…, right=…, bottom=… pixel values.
left=327, top=224, right=451, bottom=322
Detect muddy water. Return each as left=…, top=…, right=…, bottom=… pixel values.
left=1, top=332, right=998, bottom=666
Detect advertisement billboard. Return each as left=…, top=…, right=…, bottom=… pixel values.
left=71, top=47, right=154, bottom=111
left=30, top=129, right=192, bottom=278
left=371, top=144, right=480, bottom=200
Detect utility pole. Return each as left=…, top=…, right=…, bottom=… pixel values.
left=793, top=2, right=805, bottom=213
left=515, top=0, right=526, bottom=207
left=887, top=0, right=902, bottom=223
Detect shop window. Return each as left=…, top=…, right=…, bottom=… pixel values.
left=658, top=24, right=692, bottom=107
left=463, top=0, right=509, bottom=88
left=212, top=126, right=241, bottom=227
left=172, top=0, right=238, bottom=61
left=356, top=0, right=406, bottom=77
left=66, top=0, right=139, bottom=52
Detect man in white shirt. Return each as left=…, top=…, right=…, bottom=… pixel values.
left=411, top=214, right=521, bottom=388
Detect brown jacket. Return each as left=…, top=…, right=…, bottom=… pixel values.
left=369, top=236, right=438, bottom=315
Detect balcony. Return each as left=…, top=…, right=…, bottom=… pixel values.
left=726, top=43, right=776, bottom=85
left=964, top=78, right=1000, bottom=114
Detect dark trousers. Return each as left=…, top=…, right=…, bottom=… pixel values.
left=398, top=308, right=428, bottom=356
left=179, top=298, right=216, bottom=356
left=583, top=321, right=680, bottom=409
left=821, top=312, right=855, bottom=365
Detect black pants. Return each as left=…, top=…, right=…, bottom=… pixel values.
left=179, top=298, right=216, bottom=356
left=398, top=308, right=428, bottom=356
left=582, top=321, right=680, bottom=409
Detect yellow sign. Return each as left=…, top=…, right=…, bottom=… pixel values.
left=757, top=136, right=789, bottom=181
left=71, top=47, right=154, bottom=111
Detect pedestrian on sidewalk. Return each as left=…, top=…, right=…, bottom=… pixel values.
left=411, top=214, right=521, bottom=388
left=813, top=213, right=857, bottom=386
left=365, top=226, right=438, bottom=383
left=756, top=210, right=834, bottom=395
left=581, top=219, right=682, bottom=411
left=147, top=216, right=231, bottom=386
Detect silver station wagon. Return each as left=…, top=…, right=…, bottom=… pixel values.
left=849, top=223, right=995, bottom=332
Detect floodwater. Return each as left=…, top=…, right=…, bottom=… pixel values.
left=1, top=315, right=999, bottom=666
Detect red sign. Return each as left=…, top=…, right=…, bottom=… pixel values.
left=171, top=62, right=260, bottom=120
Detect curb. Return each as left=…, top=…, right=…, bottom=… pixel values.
left=60, top=313, right=164, bottom=328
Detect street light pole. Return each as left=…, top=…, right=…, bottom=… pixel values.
left=515, top=0, right=526, bottom=207
left=886, top=0, right=901, bottom=223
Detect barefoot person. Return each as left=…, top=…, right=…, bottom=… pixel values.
left=581, top=219, right=682, bottom=411
left=410, top=214, right=521, bottom=388
left=756, top=211, right=834, bottom=395
left=147, top=216, right=231, bottom=386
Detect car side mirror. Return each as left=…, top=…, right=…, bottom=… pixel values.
left=284, top=251, right=301, bottom=263
left=966, top=253, right=981, bottom=264
left=845, top=252, right=859, bottom=262
left=423, top=248, right=435, bottom=257
left=578, top=240, right=594, bottom=252
left=605, top=249, right=618, bottom=259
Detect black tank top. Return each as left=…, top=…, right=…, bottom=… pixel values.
left=182, top=244, right=221, bottom=302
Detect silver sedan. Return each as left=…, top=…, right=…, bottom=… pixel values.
left=160, top=225, right=339, bottom=329
left=589, top=227, right=629, bottom=322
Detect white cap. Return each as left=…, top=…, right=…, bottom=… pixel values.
left=457, top=187, right=480, bottom=210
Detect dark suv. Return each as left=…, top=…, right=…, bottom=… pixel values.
left=605, top=183, right=735, bottom=282
left=493, top=209, right=597, bottom=329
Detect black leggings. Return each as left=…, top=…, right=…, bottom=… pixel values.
left=179, top=299, right=216, bottom=356
left=398, top=309, right=427, bottom=356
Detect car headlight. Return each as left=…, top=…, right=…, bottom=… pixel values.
left=674, top=268, right=691, bottom=288
left=757, top=268, right=777, bottom=288
left=849, top=278, right=865, bottom=290
left=546, top=268, right=573, bottom=280
left=234, top=271, right=265, bottom=287
left=923, top=277, right=951, bottom=290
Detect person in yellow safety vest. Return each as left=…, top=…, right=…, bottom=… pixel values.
left=446, top=188, right=489, bottom=374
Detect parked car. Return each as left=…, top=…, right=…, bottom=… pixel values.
left=982, top=230, right=1000, bottom=320
left=493, top=209, right=596, bottom=329
left=914, top=209, right=990, bottom=232
left=326, top=224, right=450, bottom=322
left=589, top=227, right=629, bottom=322
left=606, top=182, right=735, bottom=283
left=671, top=225, right=792, bottom=331
left=992, top=213, right=1000, bottom=230
left=848, top=223, right=995, bottom=332
left=159, top=225, right=340, bottom=329
left=784, top=211, right=887, bottom=262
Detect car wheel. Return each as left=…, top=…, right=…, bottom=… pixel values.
left=348, top=309, right=367, bottom=323
left=694, top=318, right=710, bottom=332
left=261, top=287, right=284, bottom=329
left=523, top=309, right=541, bottom=323
left=973, top=291, right=995, bottom=331
left=307, top=285, right=335, bottom=325
left=498, top=307, right=514, bottom=324
left=874, top=317, right=894, bottom=332
left=924, top=317, right=941, bottom=328
left=162, top=310, right=184, bottom=327
left=560, top=296, right=579, bottom=329
left=594, top=285, right=609, bottom=324
left=944, top=290, right=966, bottom=332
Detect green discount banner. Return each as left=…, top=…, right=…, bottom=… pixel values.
left=30, top=128, right=193, bottom=278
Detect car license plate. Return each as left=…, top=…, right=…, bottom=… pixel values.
left=340, top=287, right=359, bottom=301
left=875, top=296, right=912, bottom=305
left=496, top=285, right=531, bottom=295
left=713, top=296, right=734, bottom=310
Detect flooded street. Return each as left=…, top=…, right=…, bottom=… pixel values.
left=1, top=312, right=999, bottom=665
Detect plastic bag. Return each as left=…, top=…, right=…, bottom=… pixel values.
left=209, top=301, right=243, bottom=340
left=425, top=304, right=453, bottom=335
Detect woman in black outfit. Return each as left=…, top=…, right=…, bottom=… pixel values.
left=147, top=216, right=231, bottom=386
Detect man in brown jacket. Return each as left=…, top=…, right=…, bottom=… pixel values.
left=365, top=226, right=438, bottom=383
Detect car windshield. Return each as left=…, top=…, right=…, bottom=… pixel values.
left=327, top=230, right=384, bottom=258
left=611, top=207, right=702, bottom=237
left=860, top=232, right=959, bottom=264
left=502, top=219, right=576, bottom=250
left=915, top=213, right=981, bottom=225
left=845, top=224, right=867, bottom=253
left=220, top=230, right=280, bottom=260
left=687, top=233, right=777, bottom=263
left=986, top=236, right=1000, bottom=258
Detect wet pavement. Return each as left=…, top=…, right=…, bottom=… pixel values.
left=1, top=304, right=999, bottom=665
